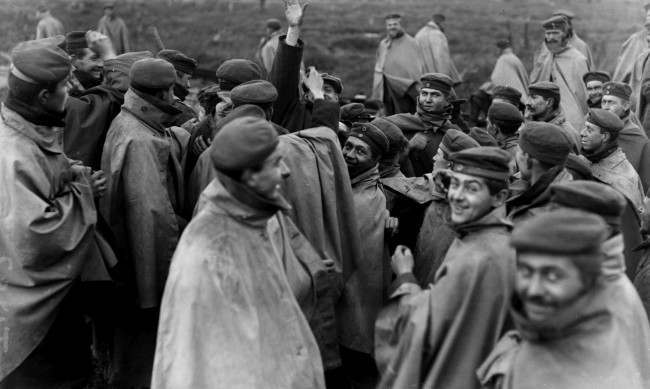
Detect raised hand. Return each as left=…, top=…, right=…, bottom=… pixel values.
left=283, top=0, right=308, bottom=27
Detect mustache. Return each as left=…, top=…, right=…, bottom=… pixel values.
left=521, top=293, right=556, bottom=308
left=545, top=38, right=561, bottom=44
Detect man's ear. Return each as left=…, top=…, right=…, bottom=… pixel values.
left=37, top=88, right=50, bottom=106
left=602, top=130, right=611, bottom=144
left=492, top=188, right=509, bottom=207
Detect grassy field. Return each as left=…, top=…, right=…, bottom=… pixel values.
left=0, top=0, right=647, bottom=99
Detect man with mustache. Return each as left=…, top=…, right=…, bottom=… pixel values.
left=583, top=70, right=610, bottom=109
left=579, top=108, right=645, bottom=279
left=535, top=10, right=593, bottom=70
left=524, top=81, right=580, bottom=151
left=372, top=13, right=426, bottom=115
left=478, top=209, right=650, bottom=389
left=530, top=15, right=589, bottom=131
left=376, top=146, right=515, bottom=389
left=385, top=72, right=460, bottom=177
left=338, top=123, right=391, bottom=387
left=600, top=81, right=650, bottom=192
left=507, top=121, right=573, bottom=224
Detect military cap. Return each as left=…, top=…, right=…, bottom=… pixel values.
left=552, top=9, right=576, bottom=20
left=103, top=0, right=116, bottom=8
left=321, top=73, right=343, bottom=95
left=602, top=81, right=632, bottom=102
left=448, top=146, right=511, bottom=182
left=518, top=121, right=571, bottom=166
left=492, top=85, right=523, bottom=107
left=37, top=4, right=49, bottom=12
left=266, top=18, right=282, bottom=31
left=439, top=128, right=479, bottom=157
left=215, top=59, right=264, bottom=90
left=104, top=50, right=151, bottom=78
left=433, top=14, right=446, bottom=24
left=10, top=37, right=71, bottom=86
left=371, top=118, right=408, bottom=157
left=230, top=80, right=278, bottom=106
left=551, top=180, right=626, bottom=226
left=341, top=103, right=373, bottom=124
left=214, top=104, right=266, bottom=134
left=586, top=108, right=624, bottom=135
left=65, top=31, right=88, bottom=53
left=469, top=127, right=499, bottom=147
left=384, top=13, right=402, bottom=20
left=129, top=58, right=176, bottom=91
left=542, top=15, right=568, bottom=31
left=157, top=49, right=197, bottom=76
left=528, top=81, right=560, bottom=101
left=419, top=73, right=453, bottom=96
left=488, top=101, right=524, bottom=124
left=583, top=70, right=611, bottom=85
left=348, top=122, right=390, bottom=158
left=211, top=116, right=279, bottom=171
left=511, top=209, right=608, bottom=264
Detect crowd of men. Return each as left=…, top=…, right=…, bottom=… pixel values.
left=3, top=0, right=650, bottom=388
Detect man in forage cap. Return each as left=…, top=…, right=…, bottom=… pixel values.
left=530, top=15, right=589, bottom=131
left=152, top=116, right=326, bottom=389
left=579, top=108, right=645, bottom=279
left=507, top=121, right=573, bottom=224
left=479, top=209, right=650, bottom=389
left=487, top=101, right=524, bottom=164
left=157, top=49, right=199, bottom=126
left=99, top=57, right=190, bottom=388
left=550, top=181, right=650, bottom=367
left=600, top=81, right=650, bottom=192
left=377, top=146, right=516, bottom=389
left=338, top=122, right=393, bottom=386
left=385, top=72, right=461, bottom=177
left=65, top=30, right=106, bottom=96
left=525, top=81, right=581, bottom=151
left=0, top=36, right=108, bottom=388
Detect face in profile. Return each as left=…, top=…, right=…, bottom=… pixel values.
left=243, top=146, right=290, bottom=200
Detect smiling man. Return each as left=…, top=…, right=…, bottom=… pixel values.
left=338, top=122, right=391, bottom=387
left=479, top=210, right=650, bottom=389
left=152, top=116, right=325, bottom=388
left=375, top=146, right=515, bottom=389
left=579, top=109, right=644, bottom=281
left=583, top=71, right=610, bottom=108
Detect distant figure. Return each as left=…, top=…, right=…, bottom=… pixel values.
left=35, top=5, right=64, bottom=39
left=613, top=3, right=650, bottom=83
left=256, top=18, right=283, bottom=74
left=490, top=39, right=529, bottom=103
left=372, top=14, right=425, bottom=115
left=530, top=15, right=588, bottom=131
left=551, top=9, right=593, bottom=69
left=97, top=1, right=130, bottom=54
left=415, top=13, right=461, bottom=84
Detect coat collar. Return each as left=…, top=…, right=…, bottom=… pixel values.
left=452, top=205, right=512, bottom=237
left=351, top=165, right=380, bottom=187
left=0, top=104, right=63, bottom=154
left=199, top=173, right=290, bottom=228
left=122, top=89, right=173, bottom=134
